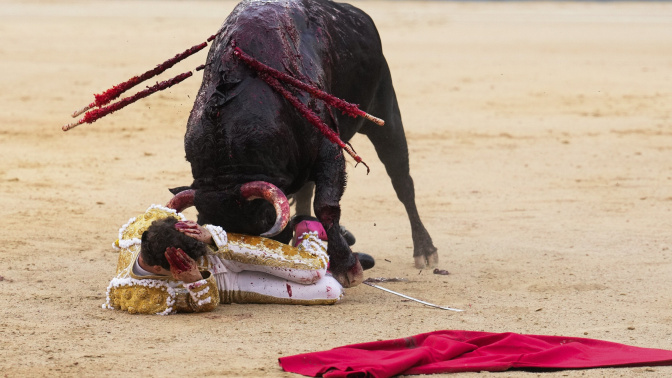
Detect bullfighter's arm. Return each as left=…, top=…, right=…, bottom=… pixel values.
left=203, top=224, right=329, bottom=285
left=166, top=247, right=220, bottom=313
left=201, top=224, right=342, bottom=305
left=176, top=272, right=220, bottom=313
left=104, top=269, right=220, bottom=315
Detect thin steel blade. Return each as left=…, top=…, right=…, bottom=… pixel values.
left=363, top=282, right=464, bottom=312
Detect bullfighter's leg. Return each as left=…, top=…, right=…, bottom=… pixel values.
left=219, top=271, right=343, bottom=304
left=313, top=140, right=363, bottom=287
left=361, top=65, right=438, bottom=269
left=293, top=181, right=357, bottom=246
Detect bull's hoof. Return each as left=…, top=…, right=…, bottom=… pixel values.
left=333, top=260, right=364, bottom=288
left=414, top=252, right=439, bottom=269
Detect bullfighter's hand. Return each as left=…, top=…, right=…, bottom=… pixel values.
left=164, top=247, right=202, bottom=283
left=175, top=220, right=214, bottom=245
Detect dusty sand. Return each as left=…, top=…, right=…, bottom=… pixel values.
left=1, top=0, right=671, bottom=376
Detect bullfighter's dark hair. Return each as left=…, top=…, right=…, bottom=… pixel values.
left=140, top=217, right=210, bottom=270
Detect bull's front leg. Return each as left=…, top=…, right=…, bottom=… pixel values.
left=313, top=143, right=363, bottom=288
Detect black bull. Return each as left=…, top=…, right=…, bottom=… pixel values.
left=175, top=0, right=437, bottom=287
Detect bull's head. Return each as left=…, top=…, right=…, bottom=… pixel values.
left=166, top=181, right=290, bottom=238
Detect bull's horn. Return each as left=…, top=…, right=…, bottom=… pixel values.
left=240, top=181, right=290, bottom=237
left=166, top=189, right=195, bottom=212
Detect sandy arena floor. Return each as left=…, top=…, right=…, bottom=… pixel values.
left=1, top=0, right=671, bottom=376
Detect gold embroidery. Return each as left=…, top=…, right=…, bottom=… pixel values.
left=121, top=208, right=181, bottom=240
left=225, top=233, right=327, bottom=271
left=108, top=284, right=172, bottom=315
left=115, top=244, right=136, bottom=275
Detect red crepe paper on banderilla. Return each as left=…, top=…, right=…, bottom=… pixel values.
left=279, top=330, right=672, bottom=377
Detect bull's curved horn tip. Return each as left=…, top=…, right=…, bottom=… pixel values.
left=240, top=181, right=290, bottom=237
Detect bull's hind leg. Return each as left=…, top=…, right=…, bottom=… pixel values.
left=362, top=68, right=438, bottom=268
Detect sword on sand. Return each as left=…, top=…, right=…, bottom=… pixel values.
left=363, top=282, right=464, bottom=312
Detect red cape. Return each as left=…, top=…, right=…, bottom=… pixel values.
left=279, top=330, right=672, bottom=377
